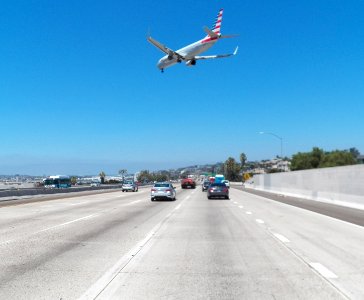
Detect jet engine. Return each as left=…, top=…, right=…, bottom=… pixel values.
left=185, top=59, right=196, bottom=67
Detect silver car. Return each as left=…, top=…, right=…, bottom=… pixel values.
left=151, top=182, right=176, bottom=201
left=122, top=180, right=138, bottom=192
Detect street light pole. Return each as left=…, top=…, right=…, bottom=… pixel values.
left=259, top=131, right=283, bottom=159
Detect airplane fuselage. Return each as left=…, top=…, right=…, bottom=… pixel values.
left=157, top=38, right=217, bottom=70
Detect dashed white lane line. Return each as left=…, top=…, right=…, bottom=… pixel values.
left=246, top=211, right=252, bottom=215
left=273, top=233, right=290, bottom=243
left=124, top=200, right=142, bottom=206
left=255, top=219, right=264, bottom=224
left=36, top=213, right=99, bottom=234
left=233, top=201, right=238, bottom=204
left=70, top=201, right=88, bottom=206
left=309, top=263, right=338, bottom=279
left=175, top=204, right=182, bottom=210
left=238, top=205, right=244, bottom=208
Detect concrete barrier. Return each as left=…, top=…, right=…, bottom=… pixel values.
left=0, top=184, right=123, bottom=199
left=247, top=165, right=364, bottom=210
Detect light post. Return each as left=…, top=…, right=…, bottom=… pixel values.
left=259, top=131, right=283, bottom=159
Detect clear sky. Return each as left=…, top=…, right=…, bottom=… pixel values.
left=1, top=0, right=363, bottom=175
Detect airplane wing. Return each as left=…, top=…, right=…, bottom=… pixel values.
left=147, top=36, right=185, bottom=60
left=194, top=46, right=238, bottom=60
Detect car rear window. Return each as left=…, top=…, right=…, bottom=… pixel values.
left=154, top=183, right=170, bottom=187
left=210, top=183, right=226, bottom=187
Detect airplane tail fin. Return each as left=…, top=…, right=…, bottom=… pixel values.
left=212, top=8, right=223, bottom=35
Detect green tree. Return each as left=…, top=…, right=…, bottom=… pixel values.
left=99, top=171, right=106, bottom=184
left=137, top=170, right=151, bottom=183
left=224, top=157, right=241, bottom=181
left=70, top=176, right=78, bottom=185
left=118, top=169, right=128, bottom=179
left=320, top=150, right=357, bottom=168
left=291, top=147, right=357, bottom=171
left=239, top=153, right=247, bottom=170
left=349, top=147, right=361, bottom=161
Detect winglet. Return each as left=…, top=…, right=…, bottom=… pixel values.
left=233, top=46, right=239, bottom=55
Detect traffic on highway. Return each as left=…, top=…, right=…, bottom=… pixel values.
left=0, top=180, right=363, bottom=299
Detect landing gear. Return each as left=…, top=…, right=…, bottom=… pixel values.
left=161, top=68, right=164, bottom=73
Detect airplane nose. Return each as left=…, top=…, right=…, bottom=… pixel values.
left=157, top=59, right=164, bottom=70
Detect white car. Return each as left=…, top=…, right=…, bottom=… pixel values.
left=122, top=181, right=138, bottom=192
left=151, top=182, right=176, bottom=201
left=222, top=180, right=230, bottom=188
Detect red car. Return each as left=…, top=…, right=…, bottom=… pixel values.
left=181, top=178, right=196, bottom=189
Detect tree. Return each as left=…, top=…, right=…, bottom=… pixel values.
left=224, top=157, right=241, bottom=181
left=70, top=176, right=78, bottom=185
left=291, top=147, right=357, bottom=171
left=349, top=147, right=361, bottom=160
left=320, top=150, right=357, bottom=168
left=239, top=153, right=247, bottom=170
left=99, top=171, right=106, bottom=184
left=137, top=170, right=151, bottom=183
left=118, top=169, right=128, bottom=179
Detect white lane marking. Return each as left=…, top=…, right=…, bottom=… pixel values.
left=124, top=200, right=141, bottom=206
left=35, top=214, right=99, bottom=234
left=255, top=219, right=264, bottom=224
left=233, top=201, right=238, bottom=204
left=175, top=204, right=182, bottom=210
left=79, top=204, right=180, bottom=300
left=273, top=233, right=290, bottom=243
left=70, top=201, right=88, bottom=206
left=309, top=263, right=338, bottom=279
left=238, top=205, right=244, bottom=208
left=246, top=211, right=252, bottom=215
left=185, top=195, right=191, bottom=200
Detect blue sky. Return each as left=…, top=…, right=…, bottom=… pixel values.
left=1, top=0, right=363, bottom=175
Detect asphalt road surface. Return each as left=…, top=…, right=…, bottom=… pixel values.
left=0, top=186, right=363, bottom=299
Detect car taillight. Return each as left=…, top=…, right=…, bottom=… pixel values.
left=151, top=188, right=157, bottom=192
left=223, top=188, right=228, bottom=192
left=165, top=189, right=172, bottom=192
left=209, top=188, right=213, bottom=192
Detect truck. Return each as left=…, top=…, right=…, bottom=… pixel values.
left=214, top=174, right=225, bottom=184
left=181, top=178, right=196, bottom=189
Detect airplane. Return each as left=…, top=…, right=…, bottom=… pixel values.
left=147, top=8, right=238, bottom=72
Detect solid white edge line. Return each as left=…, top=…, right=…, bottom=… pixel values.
left=175, top=204, right=182, bottom=210
left=309, top=263, right=338, bottom=279
left=273, top=233, right=290, bottom=243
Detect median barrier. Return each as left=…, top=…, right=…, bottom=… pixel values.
left=247, top=165, right=364, bottom=210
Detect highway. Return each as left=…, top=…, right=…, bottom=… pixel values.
left=0, top=185, right=363, bottom=299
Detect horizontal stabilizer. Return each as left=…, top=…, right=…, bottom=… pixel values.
left=203, top=26, right=218, bottom=38
left=220, top=34, right=239, bottom=39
